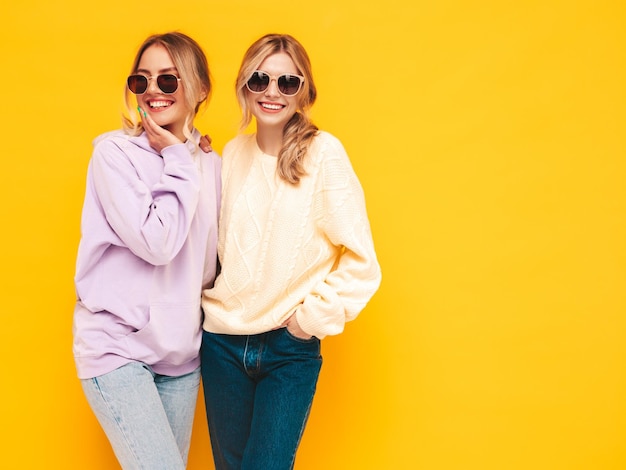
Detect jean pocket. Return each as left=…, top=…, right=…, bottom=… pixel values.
left=283, top=327, right=318, bottom=344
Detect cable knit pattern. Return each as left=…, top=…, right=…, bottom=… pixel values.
left=202, top=131, right=381, bottom=339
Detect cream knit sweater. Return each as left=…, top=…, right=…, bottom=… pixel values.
left=201, top=131, right=381, bottom=339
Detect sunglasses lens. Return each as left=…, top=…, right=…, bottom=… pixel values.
left=277, top=75, right=302, bottom=96
left=247, top=71, right=270, bottom=92
left=157, top=74, right=179, bottom=93
left=127, top=75, right=148, bottom=94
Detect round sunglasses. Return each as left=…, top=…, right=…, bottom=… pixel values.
left=246, top=70, right=305, bottom=96
left=127, top=74, right=181, bottom=94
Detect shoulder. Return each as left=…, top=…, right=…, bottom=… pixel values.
left=223, top=134, right=254, bottom=156
left=92, top=129, right=131, bottom=149
left=312, top=131, right=348, bottom=156
left=308, top=131, right=350, bottom=167
left=89, top=130, right=153, bottom=172
left=314, top=130, right=342, bottom=147
left=309, top=131, right=362, bottom=190
left=222, top=134, right=257, bottom=169
left=91, top=130, right=144, bottom=162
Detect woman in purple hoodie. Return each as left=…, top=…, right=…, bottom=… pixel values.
left=72, top=32, right=220, bottom=469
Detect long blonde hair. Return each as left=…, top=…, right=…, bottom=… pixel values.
left=236, top=34, right=318, bottom=184
left=122, top=32, right=212, bottom=143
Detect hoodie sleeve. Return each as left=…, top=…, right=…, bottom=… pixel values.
left=89, top=138, right=201, bottom=266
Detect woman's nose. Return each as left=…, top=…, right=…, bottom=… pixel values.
left=147, top=76, right=161, bottom=93
left=264, top=78, right=280, bottom=97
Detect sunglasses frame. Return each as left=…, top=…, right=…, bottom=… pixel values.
left=127, top=73, right=182, bottom=95
left=245, top=70, right=305, bottom=96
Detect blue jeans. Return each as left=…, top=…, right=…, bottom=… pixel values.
left=81, top=362, right=200, bottom=470
left=201, top=329, right=322, bottom=470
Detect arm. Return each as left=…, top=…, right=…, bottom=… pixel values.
left=290, top=137, right=382, bottom=338
left=91, top=136, right=201, bottom=266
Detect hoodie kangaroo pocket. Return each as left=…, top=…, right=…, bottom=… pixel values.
left=125, top=301, right=202, bottom=366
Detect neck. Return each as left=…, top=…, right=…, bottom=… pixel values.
left=164, top=121, right=192, bottom=143
left=255, top=125, right=284, bottom=156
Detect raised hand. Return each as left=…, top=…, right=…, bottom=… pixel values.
left=138, top=106, right=183, bottom=154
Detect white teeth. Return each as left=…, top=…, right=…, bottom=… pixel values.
left=261, top=103, right=282, bottom=110
left=149, top=101, right=171, bottom=108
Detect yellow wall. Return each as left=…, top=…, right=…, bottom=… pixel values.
left=1, top=1, right=624, bottom=468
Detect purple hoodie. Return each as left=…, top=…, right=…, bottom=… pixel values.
left=73, top=129, right=221, bottom=379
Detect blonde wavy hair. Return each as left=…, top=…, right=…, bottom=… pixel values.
left=122, top=32, right=211, bottom=143
left=235, top=34, right=319, bottom=184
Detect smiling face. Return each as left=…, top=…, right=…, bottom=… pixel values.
left=134, top=44, right=192, bottom=140
left=246, top=52, right=301, bottom=133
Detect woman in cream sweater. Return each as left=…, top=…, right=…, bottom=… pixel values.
left=200, top=33, right=381, bottom=470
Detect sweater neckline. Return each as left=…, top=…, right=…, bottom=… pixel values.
left=253, top=136, right=278, bottom=159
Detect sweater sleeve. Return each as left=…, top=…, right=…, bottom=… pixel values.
left=296, top=136, right=382, bottom=338
left=90, top=138, right=201, bottom=266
